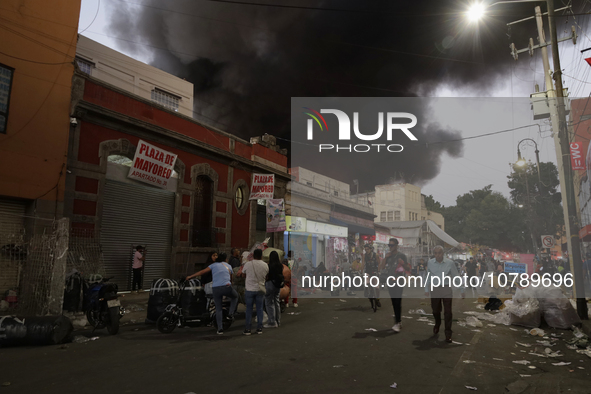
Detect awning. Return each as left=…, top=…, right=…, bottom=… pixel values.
left=329, top=216, right=375, bottom=236
left=426, top=220, right=459, bottom=248
left=580, top=224, right=591, bottom=242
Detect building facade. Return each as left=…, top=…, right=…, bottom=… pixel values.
left=65, top=38, right=289, bottom=291
left=0, top=0, right=81, bottom=295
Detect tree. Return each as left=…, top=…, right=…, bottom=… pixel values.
left=424, top=194, right=444, bottom=213
left=441, top=186, right=529, bottom=252
left=507, top=161, right=563, bottom=249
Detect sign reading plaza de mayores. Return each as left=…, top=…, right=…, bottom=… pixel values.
left=128, top=140, right=178, bottom=189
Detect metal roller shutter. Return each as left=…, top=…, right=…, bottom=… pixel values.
left=0, top=198, right=27, bottom=294
left=101, top=181, right=175, bottom=291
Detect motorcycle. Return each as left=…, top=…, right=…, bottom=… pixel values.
left=156, top=278, right=233, bottom=334
left=85, top=275, right=124, bottom=335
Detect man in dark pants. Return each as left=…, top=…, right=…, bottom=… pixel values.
left=379, top=238, right=410, bottom=333
left=424, top=245, right=464, bottom=343
left=229, top=248, right=241, bottom=269
left=132, top=245, right=145, bottom=293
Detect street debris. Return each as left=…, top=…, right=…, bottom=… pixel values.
left=333, top=365, right=345, bottom=368
left=527, top=366, right=536, bottom=369
left=465, top=386, right=477, bottom=390
left=529, top=328, right=545, bottom=337
left=509, top=328, right=519, bottom=331
left=389, top=383, right=397, bottom=389
left=487, top=324, right=496, bottom=327
left=452, top=341, right=463, bottom=345
left=339, top=300, right=347, bottom=303
left=512, top=360, right=531, bottom=365
left=408, top=309, right=427, bottom=315
left=72, top=335, right=99, bottom=343
left=551, top=362, right=571, bottom=366
left=536, top=340, right=553, bottom=347
left=493, top=358, right=504, bottom=361
left=519, top=375, right=531, bottom=378
left=402, top=316, right=413, bottom=319
left=365, top=328, right=378, bottom=331
left=515, top=342, right=531, bottom=348
left=472, top=329, right=481, bottom=332
left=463, top=360, right=475, bottom=364
left=287, top=312, right=301, bottom=315
left=466, top=316, right=483, bottom=328
left=125, top=304, right=145, bottom=312
left=575, top=348, right=591, bottom=358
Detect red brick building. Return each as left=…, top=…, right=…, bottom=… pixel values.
left=66, top=72, right=288, bottom=290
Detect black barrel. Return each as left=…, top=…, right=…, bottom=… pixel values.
left=0, top=315, right=73, bottom=347
left=179, top=279, right=207, bottom=316
left=146, top=279, right=179, bottom=323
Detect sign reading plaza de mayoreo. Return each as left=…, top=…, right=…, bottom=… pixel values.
left=128, top=140, right=178, bottom=189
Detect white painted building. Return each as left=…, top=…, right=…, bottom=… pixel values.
left=75, top=35, right=194, bottom=117
left=353, top=183, right=422, bottom=223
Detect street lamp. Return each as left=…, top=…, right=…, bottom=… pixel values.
left=515, top=138, right=542, bottom=184
left=466, top=2, right=485, bottom=22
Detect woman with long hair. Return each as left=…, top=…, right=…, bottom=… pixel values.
left=199, top=251, right=218, bottom=285
left=264, top=251, right=284, bottom=328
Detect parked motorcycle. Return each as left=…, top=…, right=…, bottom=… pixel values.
left=156, top=278, right=232, bottom=334
left=85, top=275, right=124, bottom=335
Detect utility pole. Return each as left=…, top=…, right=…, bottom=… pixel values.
left=546, top=0, right=588, bottom=318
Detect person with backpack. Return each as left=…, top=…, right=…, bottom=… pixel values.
left=264, top=251, right=284, bottom=328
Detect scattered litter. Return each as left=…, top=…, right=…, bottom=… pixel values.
left=530, top=328, right=545, bottom=337
left=512, top=360, right=531, bottom=365
left=575, top=348, right=591, bottom=358
left=463, top=360, right=475, bottom=364
left=528, top=366, right=536, bottom=369
left=536, top=340, right=553, bottom=347
left=577, top=367, right=585, bottom=370
left=520, top=351, right=526, bottom=353
left=333, top=365, right=345, bottom=368
left=390, top=383, right=397, bottom=389
left=458, top=321, right=467, bottom=327
left=519, top=375, right=531, bottom=378
left=416, top=318, right=430, bottom=322
left=472, top=329, right=481, bottom=332
left=493, top=358, right=504, bottom=361
left=487, top=324, right=496, bottom=327
left=72, top=335, right=99, bottom=344
left=287, top=312, right=301, bottom=315
left=465, top=386, right=477, bottom=391
left=365, top=328, right=378, bottom=332
left=466, top=316, right=483, bottom=328
left=566, top=345, right=578, bottom=350
left=516, top=342, right=532, bottom=348
left=509, top=328, right=519, bottom=331
left=125, top=304, right=145, bottom=312
left=427, top=323, right=435, bottom=326
left=552, top=362, right=571, bottom=366
left=408, top=309, right=427, bottom=315
left=402, top=316, right=413, bottom=319
left=452, top=341, right=463, bottom=345
left=339, top=299, right=347, bottom=303
left=511, top=352, right=516, bottom=355
left=476, top=304, right=484, bottom=310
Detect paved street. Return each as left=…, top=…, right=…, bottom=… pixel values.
left=1, top=295, right=590, bottom=394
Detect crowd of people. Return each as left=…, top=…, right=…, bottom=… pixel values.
left=185, top=248, right=300, bottom=335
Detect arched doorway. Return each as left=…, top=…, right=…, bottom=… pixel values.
left=192, top=175, right=214, bottom=247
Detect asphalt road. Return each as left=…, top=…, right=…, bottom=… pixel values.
left=1, top=295, right=590, bottom=394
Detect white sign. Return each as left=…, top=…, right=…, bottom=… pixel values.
left=250, top=174, right=274, bottom=200
left=128, top=140, right=177, bottom=189
left=307, top=220, right=348, bottom=237
left=541, top=235, right=556, bottom=248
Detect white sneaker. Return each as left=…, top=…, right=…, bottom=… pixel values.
left=392, top=323, right=401, bottom=332
left=293, top=303, right=299, bottom=308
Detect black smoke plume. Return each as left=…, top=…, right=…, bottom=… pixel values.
left=105, top=0, right=583, bottom=188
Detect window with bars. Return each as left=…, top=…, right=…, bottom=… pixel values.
left=395, top=211, right=401, bottom=220
left=76, top=58, right=93, bottom=75
left=151, top=88, right=180, bottom=112
left=380, top=211, right=386, bottom=221
left=387, top=211, right=393, bottom=221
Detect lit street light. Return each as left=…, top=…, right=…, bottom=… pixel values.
left=466, top=2, right=485, bottom=22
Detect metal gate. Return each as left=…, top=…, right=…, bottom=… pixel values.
left=101, top=180, right=175, bottom=291
left=0, top=198, right=27, bottom=294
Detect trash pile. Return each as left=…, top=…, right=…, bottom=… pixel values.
left=466, top=286, right=581, bottom=329
left=565, top=326, right=591, bottom=359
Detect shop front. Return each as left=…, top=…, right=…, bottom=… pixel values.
left=284, top=216, right=348, bottom=273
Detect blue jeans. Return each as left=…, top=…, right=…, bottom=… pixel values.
left=244, top=290, right=265, bottom=330
left=212, top=285, right=238, bottom=330
left=264, top=281, right=281, bottom=325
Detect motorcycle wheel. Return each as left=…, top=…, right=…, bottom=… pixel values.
left=86, top=308, right=105, bottom=329
left=106, top=307, right=120, bottom=335
left=157, top=311, right=178, bottom=334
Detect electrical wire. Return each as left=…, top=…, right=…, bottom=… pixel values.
left=0, top=50, right=72, bottom=65
left=79, top=0, right=101, bottom=35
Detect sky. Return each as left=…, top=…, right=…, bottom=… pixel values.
left=78, top=0, right=591, bottom=207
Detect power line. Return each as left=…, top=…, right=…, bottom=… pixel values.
left=0, top=50, right=73, bottom=65
left=79, top=0, right=101, bottom=35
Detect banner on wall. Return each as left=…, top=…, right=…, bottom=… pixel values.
left=250, top=174, right=274, bottom=200
left=128, top=140, right=177, bottom=189
left=266, top=199, right=286, bottom=232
